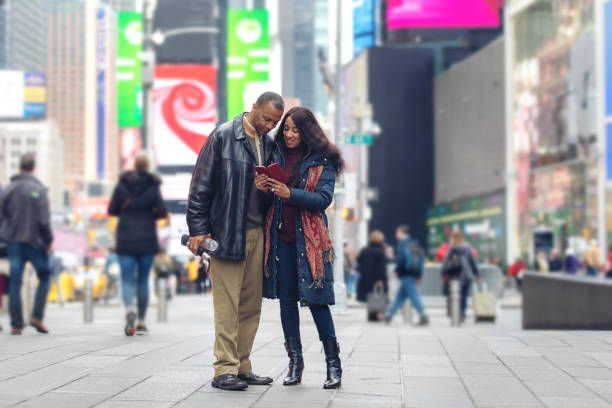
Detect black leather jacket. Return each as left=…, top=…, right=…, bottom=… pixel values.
left=187, top=113, right=274, bottom=261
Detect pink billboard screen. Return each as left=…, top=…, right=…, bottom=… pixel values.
left=387, top=0, right=501, bottom=30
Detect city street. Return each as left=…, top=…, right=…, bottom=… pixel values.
left=1, top=296, right=612, bottom=407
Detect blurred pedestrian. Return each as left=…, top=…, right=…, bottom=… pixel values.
left=186, top=92, right=284, bottom=391
left=152, top=248, right=173, bottom=300
left=0, top=243, right=7, bottom=332
left=356, top=230, right=388, bottom=307
left=549, top=249, right=563, bottom=272
left=534, top=251, right=549, bottom=273
left=441, top=230, right=481, bottom=323
left=583, top=240, right=603, bottom=277
left=384, top=225, right=429, bottom=326
left=435, top=241, right=449, bottom=262
left=343, top=243, right=357, bottom=298
left=48, top=251, right=64, bottom=306
left=606, top=245, right=612, bottom=279
left=262, top=106, right=344, bottom=389
left=108, top=153, right=168, bottom=336
left=103, top=247, right=120, bottom=303
left=508, top=257, right=526, bottom=291
left=0, top=153, right=53, bottom=335
left=565, top=248, right=582, bottom=274
left=196, top=256, right=209, bottom=294
left=186, top=256, right=198, bottom=293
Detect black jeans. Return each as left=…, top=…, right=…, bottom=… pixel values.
left=277, top=240, right=336, bottom=341
left=7, top=242, right=50, bottom=328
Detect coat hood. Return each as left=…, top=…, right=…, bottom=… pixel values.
left=119, top=170, right=161, bottom=192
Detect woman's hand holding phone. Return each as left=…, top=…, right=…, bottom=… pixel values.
left=267, top=178, right=291, bottom=199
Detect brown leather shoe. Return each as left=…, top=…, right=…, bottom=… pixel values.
left=11, top=327, right=23, bottom=335
left=30, top=319, right=49, bottom=334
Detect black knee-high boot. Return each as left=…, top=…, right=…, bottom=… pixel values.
left=322, top=339, right=342, bottom=389
left=284, top=337, right=304, bottom=386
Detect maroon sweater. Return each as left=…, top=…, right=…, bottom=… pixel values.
left=278, top=147, right=302, bottom=243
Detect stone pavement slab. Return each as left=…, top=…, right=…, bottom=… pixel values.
left=1, top=295, right=612, bottom=407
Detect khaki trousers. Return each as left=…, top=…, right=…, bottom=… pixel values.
left=210, top=227, right=264, bottom=377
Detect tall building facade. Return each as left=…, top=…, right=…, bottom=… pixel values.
left=279, top=0, right=328, bottom=115
left=47, top=0, right=118, bottom=198
left=103, top=0, right=137, bottom=12
left=0, top=120, right=64, bottom=211
left=0, top=0, right=47, bottom=72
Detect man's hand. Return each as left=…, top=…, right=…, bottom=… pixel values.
left=375, top=280, right=383, bottom=287
left=187, top=234, right=211, bottom=256
left=254, top=174, right=270, bottom=192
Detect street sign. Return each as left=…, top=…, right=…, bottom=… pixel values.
left=345, top=134, right=374, bottom=145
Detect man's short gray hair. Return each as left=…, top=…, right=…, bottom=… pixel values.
left=256, top=92, right=284, bottom=111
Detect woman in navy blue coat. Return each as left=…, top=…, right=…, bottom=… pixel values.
left=256, top=107, right=344, bottom=389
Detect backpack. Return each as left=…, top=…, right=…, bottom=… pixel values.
left=442, top=248, right=463, bottom=278
left=403, top=238, right=425, bottom=272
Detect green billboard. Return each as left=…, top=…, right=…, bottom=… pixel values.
left=226, top=9, right=270, bottom=120
left=117, top=11, right=142, bottom=127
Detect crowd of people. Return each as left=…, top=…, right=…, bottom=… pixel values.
left=508, top=239, right=612, bottom=291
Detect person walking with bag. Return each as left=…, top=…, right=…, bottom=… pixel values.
left=261, top=106, right=344, bottom=389
left=108, top=153, right=168, bottom=336
left=383, top=225, right=429, bottom=326
left=356, top=230, right=388, bottom=321
left=186, top=92, right=284, bottom=391
left=441, top=230, right=480, bottom=323
left=0, top=153, right=53, bottom=335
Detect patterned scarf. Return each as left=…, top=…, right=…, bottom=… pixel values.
left=263, top=165, right=334, bottom=288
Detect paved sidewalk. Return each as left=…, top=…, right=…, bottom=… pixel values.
left=2, top=295, right=612, bottom=407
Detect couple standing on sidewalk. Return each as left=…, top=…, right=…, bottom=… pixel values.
left=186, top=92, right=344, bottom=391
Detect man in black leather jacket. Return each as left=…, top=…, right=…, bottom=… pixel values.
left=186, top=92, right=284, bottom=391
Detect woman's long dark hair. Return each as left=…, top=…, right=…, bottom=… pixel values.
left=275, top=107, right=345, bottom=186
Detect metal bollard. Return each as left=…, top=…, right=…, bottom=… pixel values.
left=402, top=301, right=413, bottom=325
left=83, top=276, right=94, bottom=323
left=23, top=266, right=36, bottom=318
left=157, top=278, right=168, bottom=323
left=450, top=279, right=461, bottom=327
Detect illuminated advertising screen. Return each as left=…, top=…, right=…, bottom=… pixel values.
left=0, top=71, right=46, bottom=118
left=153, top=64, right=217, bottom=166
left=117, top=11, right=143, bottom=127
left=353, top=0, right=378, bottom=56
left=386, top=0, right=501, bottom=30
left=226, top=9, right=269, bottom=120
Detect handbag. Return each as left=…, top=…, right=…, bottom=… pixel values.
left=366, top=285, right=388, bottom=315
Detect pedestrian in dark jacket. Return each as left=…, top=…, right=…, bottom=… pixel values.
left=108, top=154, right=168, bottom=336
left=186, top=92, right=284, bottom=391
left=384, top=225, right=429, bottom=326
left=356, top=230, right=388, bottom=304
left=0, top=153, right=53, bottom=335
left=262, top=106, right=344, bottom=389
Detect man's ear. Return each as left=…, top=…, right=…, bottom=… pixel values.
left=251, top=103, right=258, bottom=112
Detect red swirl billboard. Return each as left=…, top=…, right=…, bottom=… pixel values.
left=153, top=65, right=217, bottom=166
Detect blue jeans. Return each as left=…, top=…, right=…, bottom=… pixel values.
left=386, top=276, right=426, bottom=318
left=277, top=240, right=336, bottom=341
left=118, top=253, right=155, bottom=320
left=344, top=270, right=356, bottom=297
left=7, top=242, right=50, bottom=329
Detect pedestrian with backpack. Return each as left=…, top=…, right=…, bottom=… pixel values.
left=441, top=230, right=480, bottom=323
left=384, top=225, right=429, bottom=325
